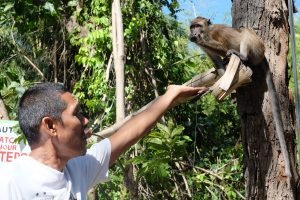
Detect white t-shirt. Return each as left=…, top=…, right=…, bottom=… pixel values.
left=0, top=138, right=111, bottom=200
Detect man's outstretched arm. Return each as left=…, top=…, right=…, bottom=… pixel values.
left=108, top=85, right=208, bottom=165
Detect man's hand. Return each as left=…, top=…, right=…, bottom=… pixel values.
left=165, top=85, right=209, bottom=108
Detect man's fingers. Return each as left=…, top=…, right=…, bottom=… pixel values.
left=189, top=87, right=210, bottom=103
left=196, top=87, right=209, bottom=94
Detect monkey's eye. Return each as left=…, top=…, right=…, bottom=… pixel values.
left=190, top=24, right=203, bottom=29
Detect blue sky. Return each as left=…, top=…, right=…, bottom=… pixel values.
left=175, top=0, right=300, bottom=25
left=177, top=0, right=232, bottom=24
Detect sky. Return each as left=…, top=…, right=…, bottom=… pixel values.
left=177, top=0, right=232, bottom=24
left=175, top=0, right=300, bottom=25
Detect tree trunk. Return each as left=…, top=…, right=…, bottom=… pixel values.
left=0, top=95, right=9, bottom=120
left=112, top=0, right=125, bottom=122
left=112, top=1, right=138, bottom=199
left=232, top=0, right=299, bottom=199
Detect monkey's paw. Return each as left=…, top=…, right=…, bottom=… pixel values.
left=226, top=49, right=248, bottom=62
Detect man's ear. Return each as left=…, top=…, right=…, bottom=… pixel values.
left=41, top=117, right=57, bottom=137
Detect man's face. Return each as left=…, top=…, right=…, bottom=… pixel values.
left=53, top=92, right=91, bottom=159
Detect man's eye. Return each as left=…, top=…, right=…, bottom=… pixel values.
left=77, top=110, right=84, bottom=116
left=74, top=108, right=83, bottom=116
left=75, top=111, right=85, bottom=122
left=76, top=112, right=82, bottom=116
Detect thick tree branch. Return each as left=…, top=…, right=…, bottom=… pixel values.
left=93, top=69, right=216, bottom=138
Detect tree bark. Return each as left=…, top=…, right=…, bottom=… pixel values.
left=0, top=95, right=9, bottom=120
left=112, top=1, right=138, bottom=199
left=112, top=0, right=125, bottom=122
left=232, top=0, right=299, bottom=199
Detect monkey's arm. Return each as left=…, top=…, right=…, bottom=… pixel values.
left=198, top=39, right=228, bottom=56
left=205, top=53, right=226, bottom=76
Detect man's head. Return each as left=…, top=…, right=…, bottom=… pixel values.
left=19, top=82, right=92, bottom=161
left=18, top=82, right=68, bottom=146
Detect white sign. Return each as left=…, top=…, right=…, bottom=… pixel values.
left=0, top=120, right=30, bottom=166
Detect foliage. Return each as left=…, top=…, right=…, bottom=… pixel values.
left=169, top=94, right=243, bottom=199
left=70, top=0, right=115, bottom=128
left=0, top=0, right=76, bottom=144
left=97, top=164, right=129, bottom=199
left=0, top=3, right=32, bottom=119
left=134, top=121, right=191, bottom=193
left=190, top=146, right=244, bottom=200
left=288, top=19, right=300, bottom=91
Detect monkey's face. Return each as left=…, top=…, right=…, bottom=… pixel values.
left=189, top=17, right=210, bottom=43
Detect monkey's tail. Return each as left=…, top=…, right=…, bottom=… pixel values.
left=263, top=58, right=292, bottom=178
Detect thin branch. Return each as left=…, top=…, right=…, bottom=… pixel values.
left=234, top=189, right=246, bottom=199
left=144, top=67, right=159, bottom=98
left=205, top=185, right=218, bottom=199
left=23, top=55, right=46, bottom=80
left=0, top=54, right=17, bottom=65
left=179, top=162, right=224, bottom=181
left=175, top=162, right=192, bottom=197
left=10, top=20, right=46, bottom=80
left=171, top=176, right=180, bottom=195
left=105, top=53, right=113, bottom=82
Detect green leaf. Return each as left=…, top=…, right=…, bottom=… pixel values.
left=4, top=3, right=14, bottom=12
left=67, top=0, right=77, bottom=7
left=148, top=137, right=162, bottom=145
left=43, top=2, right=56, bottom=15
left=171, top=125, right=184, bottom=137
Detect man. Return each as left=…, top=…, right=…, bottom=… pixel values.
left=0, top=82, right=207, bottom=199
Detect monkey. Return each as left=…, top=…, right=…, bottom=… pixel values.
left=189, top=16, right=292, bottom=178
left=189, top=16, right=265, bottom=75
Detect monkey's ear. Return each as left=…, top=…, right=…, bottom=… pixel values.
left=207, top=19, right=212, bottom=25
